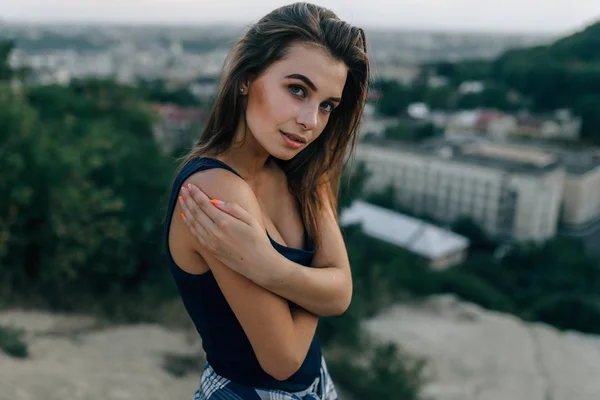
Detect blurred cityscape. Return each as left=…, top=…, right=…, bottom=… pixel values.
left=1, top=22, right=549, bottom=83
left=4, top=21, right=596, bottom=249
left=2, top=14, right=600, bottom=400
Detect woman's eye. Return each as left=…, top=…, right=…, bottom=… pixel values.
left=321, top=102, right=335, bottom=112
left=289, top=85, right=305, bottom=97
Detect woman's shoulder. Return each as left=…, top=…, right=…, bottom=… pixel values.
left=186, top=166, right=252, bottom=199
left=182, top=166, right=265, bottom=225
left=178, top=155, right=247, bottom=192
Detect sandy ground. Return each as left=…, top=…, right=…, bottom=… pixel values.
left=366, top=295, right=600, bottom=400
left=0, top=310, right=203, bottom=400
left=4, top=295, right=600, bottom=400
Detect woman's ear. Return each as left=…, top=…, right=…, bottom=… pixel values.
left=239, top=80, right=251, bottom=95
left=240, top=74, right=256, bottom=96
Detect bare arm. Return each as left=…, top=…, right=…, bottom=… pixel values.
left=259, top=186, right=353, bottom=316
left=173, top=170, right=318, bottom=381
left=179, top=171, right=353, bottom=317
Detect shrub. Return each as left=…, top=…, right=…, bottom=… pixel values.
left=435, top=269, right=514, bottom=312
left=328, top=342, right=427, bottom=400
left=525, top=294, right=600, bottom=334
left=0, top=325, right=28, bottom=358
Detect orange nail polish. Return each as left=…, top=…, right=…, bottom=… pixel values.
left=179, top=195, right=184, bottom=202
left=180, top=212, right=186, bottom=219
left=210, top=199, right=219, bottom=206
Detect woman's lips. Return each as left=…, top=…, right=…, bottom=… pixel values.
left=280, top=130, right=305, bottom=149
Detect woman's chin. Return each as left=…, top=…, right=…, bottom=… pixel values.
left=269, top=146, right=302, bottom=161
left=270, top=152, right=297, bottom=161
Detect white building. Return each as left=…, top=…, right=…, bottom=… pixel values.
left=458, top=81, right=485, bottom=95
left=562, top=165, right=600, bottom=231
left=445, top=111, right=480, bottom=135
left=355, top=140, right=566, bottom=242
left=544, top=147, right=600, bottom=233
left=340, top=201, right=470, bottom=269
left=501, top=141, right=600, bottom=234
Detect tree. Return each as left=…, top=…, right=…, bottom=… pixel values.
left=137, top=78, right=200, bottom=106
left=0, top=41, right=14, bottom=81
left=447, top=21, right=600, bottom=114
left=451, top=216, right=496, bottom=252
left=424, top=85, right=454, bottom=110
left=339, top=161, right=371, bottom=211
left=364, top=184, right=399, bottom=210
left=573, top=95, right=600, bottom=143
left=372, top=79, right=411, bottom=117
left=382, top=120, right=436, bottom=143
left=525, top=294, right=600, bottom=334
left=0, top=79, right=177, bottom=315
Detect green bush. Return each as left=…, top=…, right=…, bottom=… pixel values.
left=435, top=269, right=514, bottom=312
left=0, top=80, right=178, bottom=318
left=328, top=342, right=427, bottom=400
left=393, top=265, right=441, bottom=297
left=0, top=326, right=28, bottom=358
left=525, top=294, right=600, bottom=334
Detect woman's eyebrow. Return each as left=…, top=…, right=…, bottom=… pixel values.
left=285, top=73, right=341, bottom=102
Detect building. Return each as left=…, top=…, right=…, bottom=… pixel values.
left=518, top=143, right=600, bottom=234
left=340, top=201, right=470, bottom=269
left=475, top=111, right=517, bottom=139
left=515, top=113, right=581, bottom=141
left=458, top=81, right=485, bottom=95
left=445, top=111, right=480, bottom=135
left=561, top=163, right=600, bottom=233
left=359, top=103, right=399, bottom=138
left=355, top=139, right=566, bottom=242
left=445, top=110, right=581, bottom=142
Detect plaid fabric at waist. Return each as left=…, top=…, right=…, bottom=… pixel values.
left=193, top=356, right=338, bottom=400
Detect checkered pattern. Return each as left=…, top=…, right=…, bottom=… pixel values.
left=193, top=356, right=338, bottom=400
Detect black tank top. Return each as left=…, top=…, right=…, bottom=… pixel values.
left=163, top=157, right=322, bottom=391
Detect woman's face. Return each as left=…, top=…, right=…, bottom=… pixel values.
left=242, top=43, right=348, bottom=160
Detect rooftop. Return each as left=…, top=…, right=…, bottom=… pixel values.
left=511, top=140, right=600, bottom=175
left=339, top=201, right=470, bottom=260
left=362, top=138, right=563, bottom=175
left=361, top=135, right=600, bottom=175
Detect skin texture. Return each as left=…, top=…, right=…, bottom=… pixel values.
left=169, top=42, right=352, bottom=380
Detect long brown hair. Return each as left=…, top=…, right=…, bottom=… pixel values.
left=178, top=2, right=369, bottom=244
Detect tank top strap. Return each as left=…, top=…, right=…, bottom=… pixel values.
left=164, top=157, right=243, bottom=249
left=164, top=156, right=315, bottom=258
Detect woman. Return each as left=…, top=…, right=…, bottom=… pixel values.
left=164, top=3, right=369, bottom=399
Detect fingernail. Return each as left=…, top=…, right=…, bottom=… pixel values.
left=180, top=212, right=186, bottom=220
left=179, top=195, right=184, bottom=202
left=181, top=186, right=187, bottom=193
left=187, top=183, right=193, bottom=190
left=210, top=199, right=224, bottom=206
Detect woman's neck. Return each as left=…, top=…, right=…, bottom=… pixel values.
left=218, top=123, right=272, bottom=183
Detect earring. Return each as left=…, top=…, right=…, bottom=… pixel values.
left=240, top=87, right=245, bottom=93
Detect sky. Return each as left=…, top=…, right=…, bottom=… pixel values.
left=3, top=0, right=600, bottom=34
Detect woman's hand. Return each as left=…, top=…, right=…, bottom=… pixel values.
left=178, top=183, right=275, bottom=282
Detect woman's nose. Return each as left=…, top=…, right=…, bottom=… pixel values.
left=297, top=105, right=319, bottom=130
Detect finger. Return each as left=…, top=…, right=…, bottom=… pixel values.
left=181, top=185, right=216, bottom=227
left=211, top=200, right=255, bottom=226
left=180, top=211, right=205, bottom=246
left=185, top=183, right=223, bottom=224
left=179, top=193, right=210, bottom=239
